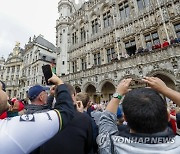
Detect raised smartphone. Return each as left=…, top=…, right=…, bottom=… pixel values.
left=42, top=64, right=53, bottom=85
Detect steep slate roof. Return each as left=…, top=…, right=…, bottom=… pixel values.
left=34, top=36, right=56, bottom=52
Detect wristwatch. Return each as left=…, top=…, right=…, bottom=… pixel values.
left=113, top=93, right=122, bottom=100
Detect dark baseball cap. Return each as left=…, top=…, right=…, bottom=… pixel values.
left=28, top=85, right=49, bottom=100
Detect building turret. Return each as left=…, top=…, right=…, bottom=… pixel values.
left=56, top=0, right=76, bottom=76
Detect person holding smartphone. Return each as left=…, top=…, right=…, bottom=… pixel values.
left=0, top=74, right=75, bottom=154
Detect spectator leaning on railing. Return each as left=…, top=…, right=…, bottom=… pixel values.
left=92, top=77, right=180, bottom=154
left=0, top=74, right=74, bottom=154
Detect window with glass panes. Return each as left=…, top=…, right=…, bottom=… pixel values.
left=42, top=76, right=45, bottom=85
left=174, top=23, right=180, bottom=38
left=103, top=11, right=111, bottom=28
left=12, top=66, right=15, bottom=73
left=119, top=2, right=130, bottom=19
left=137, top=0, right=150, bottom=10
left=17, top=65, right=20, bottom=72
left=80, top=27, right=86, bottom=41
left=72, top=61, right=77, bottom=73
left=72, top=32, right=77, bottom=44
left=145, top=32, right=160, bottom=50
left=125, top=40, right=136, bottom=56
left=92, top=18, right=98, bottom=34
left=28, top=67, right=31, bottom=75
left=81, top=58, right=87, bottom=70
left=11, top=75, right=14, bottom=80
left=7, top=67, right=10, bottom=73
left=94, top=52, right=101, bottom=65
left=107, top=47, right=115, bottom=63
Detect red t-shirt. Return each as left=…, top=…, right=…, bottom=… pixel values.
left=18, top=101, right=24, bottom=111
left=162, top=41, right=169, bottom=48
left=170, top=110, right=177, bottom=134
left=0, top=112, right=7, bottom=119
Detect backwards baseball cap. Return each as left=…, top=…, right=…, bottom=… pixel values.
left=28, top=85, right=49, bottom=100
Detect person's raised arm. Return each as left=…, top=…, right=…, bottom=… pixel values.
left=142, top=77, right=180, bottom=106
left=93, top=78, right=131, bottom=135
left=46, top=85, right=56, bottom=109
left=106, top=78, right=132, bottom=113
left=48, top=74, right=74, bottom=129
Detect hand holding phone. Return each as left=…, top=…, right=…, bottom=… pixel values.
left=130, top=78, right=146, bottom=88
left=48, top=74, right=64, bottom=86
left=42, top=64, right=53, bottom=85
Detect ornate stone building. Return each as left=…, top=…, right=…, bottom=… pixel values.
left=19, top=35, right=57, bottom=99
left=56, top=0, right=180, bottom=103
left=3, top=42, right=24, bottom=98
left=1, top=35, right=57, bottom=99
left=0, top=56, right=5, bottom=81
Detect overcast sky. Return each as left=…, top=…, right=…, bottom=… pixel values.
left=0, top=0, right=61, bottom=59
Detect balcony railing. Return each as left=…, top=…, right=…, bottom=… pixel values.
left=62, top=44, right=180, bottom=82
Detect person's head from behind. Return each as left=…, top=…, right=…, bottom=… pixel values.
left=65, top=83, right=76, bottom=104
left=76, top=92, right=90, bottom=109
left=28, top=85, right=49, bottom=105
left=122, top=88, right=169, bottom=134
left=0, top=90, right=9, bottom=114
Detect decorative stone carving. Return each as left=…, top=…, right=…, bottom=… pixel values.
left=153, top=63, right=160, bottom=69
left=171, top=58, right=178, bottom=69
left=155, top=10, right=162, bottom=23
left=168, top=5, right=175, bottom=17
left=162, top=7, right=169, bottom=22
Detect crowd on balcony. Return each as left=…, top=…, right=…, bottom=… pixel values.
left=127, top=36, right=180, bottom=57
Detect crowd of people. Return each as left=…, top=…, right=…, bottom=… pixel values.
left=131, top=36, right=180, bottom=56
left=1, top=74, right=180, bottom=153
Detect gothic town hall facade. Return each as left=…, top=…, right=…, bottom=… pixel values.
left=56, top=0, right=180, bottom=103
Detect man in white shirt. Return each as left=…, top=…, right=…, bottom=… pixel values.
left=0, top=74, right=74, bottom=154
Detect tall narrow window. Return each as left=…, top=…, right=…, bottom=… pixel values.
left=80, top=27, right=86, bottom=41
left=137, top=0, right=150, bottom=10
left=106, top=47, right=115, bottom=63
left=72, top=61, right=77, bottom=73
left=7, top=67, right=10, bottom=73
left=12, top=66, right=15, bottom=73
left=17, top=65, right=20, bottom=72
left=72, top=32, right=77, bottom=44
left=103, top=11, right=111, bottom=28
left=92, top=18, right=98, bottom=34
left=174, top=23, right=180, bottom=38
left=119, top=2, right=130, bottom=19
left=94, top=52, right=101, bottom=65
left=81, top=58, right=87, bottom=70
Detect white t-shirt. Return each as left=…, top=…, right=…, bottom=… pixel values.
left=0, top=110, right=60, bottom=154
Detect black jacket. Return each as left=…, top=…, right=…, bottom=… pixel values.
left=40, top=111, right=94, bottom=154
left=29, top=84, right=75, bottom=154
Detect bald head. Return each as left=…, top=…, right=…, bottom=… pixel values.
left=0, top=90, right=9, bottom=114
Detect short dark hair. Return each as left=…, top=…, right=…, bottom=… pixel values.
left=122, top=88, right=168, bottom=134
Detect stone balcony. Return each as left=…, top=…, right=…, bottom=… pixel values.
left=62, top=44, right=180, bottom=88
